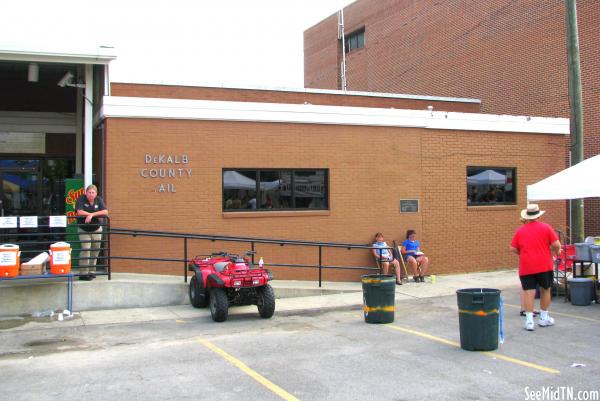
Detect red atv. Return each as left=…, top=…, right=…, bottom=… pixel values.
left=188, top=251, right=275, bottom=322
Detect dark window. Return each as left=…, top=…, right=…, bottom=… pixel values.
left=223, top=169, right=328, bottom=211
left=345, top=29, right=365, bottom=53
left=467, top=167, right=516, bottom=205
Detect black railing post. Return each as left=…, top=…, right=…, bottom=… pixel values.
left=184, top=237, right=188, bottom=283
left=107, top=218, right=111, bottom=280
left=318, top=245, right=322, bottom=288
left=251, top=241, right=255, bottom=265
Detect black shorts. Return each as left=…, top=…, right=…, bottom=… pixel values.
left=520, top=270, right=553, bottom=290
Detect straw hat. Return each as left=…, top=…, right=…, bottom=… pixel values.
left=520, top=204, right=545, bottom=220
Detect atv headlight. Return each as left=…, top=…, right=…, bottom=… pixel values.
left=252, top=278, right=260, bottom=285
left=233, top=279, right=242, bottom=287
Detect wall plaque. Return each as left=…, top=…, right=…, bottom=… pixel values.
left=400, top=199, right=419, bottom=213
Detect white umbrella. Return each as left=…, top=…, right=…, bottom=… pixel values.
left=527, top=154, right=600, bottom=200
left=467, top=169, right=506, bottom=185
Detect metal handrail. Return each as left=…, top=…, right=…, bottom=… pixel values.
left=110, top=227, right=384, bottom=287
left=0, top=215, right=111, bottom=279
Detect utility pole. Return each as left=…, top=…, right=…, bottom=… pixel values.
left=566, top=0, right=584, bottom=243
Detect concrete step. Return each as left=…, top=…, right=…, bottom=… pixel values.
left=0, top=273, right=362, bottom=317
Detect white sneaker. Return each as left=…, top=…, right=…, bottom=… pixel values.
left=538, top=316, right=555, bottom=327
left=524, top=320, right=535, bottom=331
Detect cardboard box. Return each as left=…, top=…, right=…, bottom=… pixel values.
left=20, top=263, right=45, bottom=275
left=20, top=252, right=49, bottom=276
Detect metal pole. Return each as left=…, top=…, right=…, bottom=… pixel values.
left=184, top=237, right=188, bottom=283
left=84, top=64, right=94, bottom=187
left=318, top=246, right=322, bottom=288
left=67, top=275, right=73, bottom=312
left=566, top=0, right=585, bottom=243
left=107, top=219, right=111, bottom=280
left=338, top=9, right=347, bottom=91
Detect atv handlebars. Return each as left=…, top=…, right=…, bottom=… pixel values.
left=209, top=250, right=256, bottom=261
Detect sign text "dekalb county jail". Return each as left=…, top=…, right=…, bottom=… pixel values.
left=139, top=154, right=192, bottom=193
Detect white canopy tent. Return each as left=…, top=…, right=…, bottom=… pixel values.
left=223, top=171, right=281, bottom=190
left=223, top=171, right=256, bottom=190
left=527, top=154, right=600, bottom=201
left=467, top=169, right=506, bottom=185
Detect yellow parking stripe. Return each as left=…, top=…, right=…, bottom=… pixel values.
left=481, top=351, right=560, bottom=374
left=197, top=338, right=301, bottom=401
left=503, top=303, right=600, bottom=323
left=385, top=325, right=560, bottom=375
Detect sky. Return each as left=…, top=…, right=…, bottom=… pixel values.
left=4, top=0, right=353, bottom=89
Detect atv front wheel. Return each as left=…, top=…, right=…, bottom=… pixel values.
left=189, top=276, right=208, bottom=308
left=256, top=284, right=275, bottom=318
left=209, top=288, right=229, bottom=322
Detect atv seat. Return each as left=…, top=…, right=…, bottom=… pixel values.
left=214, top=262, right=229, bottom=272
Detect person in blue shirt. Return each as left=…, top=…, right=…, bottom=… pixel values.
left=400, top=229, right=430, bottom=282
left=371, top=232, right=402, bottom=285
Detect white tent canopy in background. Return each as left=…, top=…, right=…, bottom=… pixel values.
left=223, top=171, right=280, bottom=190
left=223, top=171, right=256, bottom=190
left=527, top=154, right=600, bottom=200
left=467, top=169, right=506, bottom=185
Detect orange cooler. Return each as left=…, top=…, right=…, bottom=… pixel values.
left=49, top=242, right=72, bottom=274
left=0, top=244, right=20, bottom=277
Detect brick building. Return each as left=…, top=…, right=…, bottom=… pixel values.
left=304, top=0, right=600, bottom=236
left=0, top=46, right=570, bottom=281
left=101, top=83, right=568, bottom=279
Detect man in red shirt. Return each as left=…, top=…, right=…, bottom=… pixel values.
left=510, top=204, right=561, bottom=331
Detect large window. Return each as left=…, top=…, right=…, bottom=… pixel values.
left=345, top=28, right=365, bottom=53
left=223, top=169, right=328, bottom=211
left=467, top=167, right=516, bottom=205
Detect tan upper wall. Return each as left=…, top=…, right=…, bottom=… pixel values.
left=110, top=82, right=481, bottom=113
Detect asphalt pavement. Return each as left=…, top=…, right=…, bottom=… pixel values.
left=1, top=269, right=599, bottom=401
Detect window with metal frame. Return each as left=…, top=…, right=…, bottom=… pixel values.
left=223, top=169, right=329, bottom=211
left=467, top=167, right=516, bottom=206
left=344, top=28, right=365, bottom=53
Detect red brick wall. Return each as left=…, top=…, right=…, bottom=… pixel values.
left=111, top=83, right=480, bottom=113
left=578, top=1, right=600, bottom=235
left=304, top=0, right=599, bottom=236
left=104, top=116, right=567, bottom=279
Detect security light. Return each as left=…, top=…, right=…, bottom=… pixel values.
left=57, top=72, right=74, bottom=87
left=57, top=71, right=85, bottom=88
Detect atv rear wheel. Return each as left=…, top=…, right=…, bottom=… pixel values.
left=189, top=276, right=208, bottom=308
left=209, top=288, right=229, bottom=322
left=256, top=284, right=275, bottom=318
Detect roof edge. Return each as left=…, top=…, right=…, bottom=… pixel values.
left=112, top=80, right=481, bottom=104
left=101, top=95, right=568, bottom=135
left=0, top=46, right=116, bottom=65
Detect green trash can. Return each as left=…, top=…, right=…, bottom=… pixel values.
left=456, top=288, right=501, bottom=351
left=362, top=274, right=396, bottom=324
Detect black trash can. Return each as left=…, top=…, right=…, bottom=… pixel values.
left=361, top=274, right=396, bottom=324
left=456, top=288, right=501, bottom=351
left=569, top=278, right=594, bottom=306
